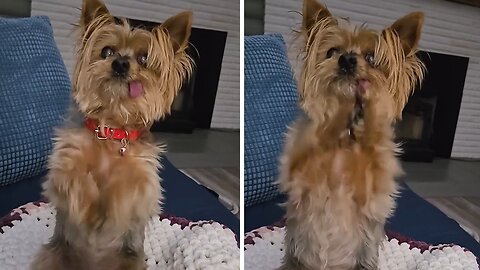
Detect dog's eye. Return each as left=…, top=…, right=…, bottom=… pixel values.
left=101, top=47, right=115, bottom=59
left=137, top=53, right=147, bottom=67
left=326, top=47, right=338, bottom=59
left=365, top=52, right=375, bottom=66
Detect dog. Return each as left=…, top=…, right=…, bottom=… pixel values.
left=278, top=0, right=425, bottom=269
left=31, top=0, right=192, bottom=269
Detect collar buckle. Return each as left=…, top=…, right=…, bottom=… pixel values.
left=94, top=126, right=113, bottom=140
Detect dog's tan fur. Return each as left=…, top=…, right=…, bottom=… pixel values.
left=31, top=0, right=192, bottom=269
left=278, top=0, right=424, bottom=269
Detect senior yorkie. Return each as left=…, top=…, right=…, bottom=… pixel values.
left=278, top=0, right=425, bottom=269
left=31, top=0, right=192, bottom=269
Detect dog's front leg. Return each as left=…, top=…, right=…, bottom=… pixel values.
left=99, top=167, right=158, bottom=270
left=43, top=146, right=102, bottom=229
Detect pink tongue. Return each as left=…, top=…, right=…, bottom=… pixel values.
left=356, top=79, right=369, bottom=95
left=128, top=81, right=143, bottom=98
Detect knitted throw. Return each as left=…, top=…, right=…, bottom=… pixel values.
left=245, top=224, right=479, bottom=270
left=0, top=202, right=239, bottom=270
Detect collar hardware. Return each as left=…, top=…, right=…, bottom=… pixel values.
left=84, top=119, right=140, bottom=156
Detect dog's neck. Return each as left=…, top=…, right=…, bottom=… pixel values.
left=308, top=97, right=395, bottom=148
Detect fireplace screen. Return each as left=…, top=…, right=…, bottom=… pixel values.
left=394, top=96, right=435, bottom=162
left=396, top=113, right=425, bottom=140
left=395, top=97, right=435, bottom=141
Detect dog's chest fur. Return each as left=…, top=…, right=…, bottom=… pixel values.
left=279, top=116, right=401, bottom=268
left=44, top=128, right=162, bottom=248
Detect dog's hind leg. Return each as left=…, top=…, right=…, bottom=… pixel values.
left=31, top=212, right=89, bottom=270
left=30, top=237, right=87, bottom=270
left=356, top=221, right=384, bottom=270
left=117, top=226, right=147, bottom=270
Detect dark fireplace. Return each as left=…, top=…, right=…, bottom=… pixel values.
left=128, top=18, right=228, bottom=133
left=395, top=51, right=469, bottom=162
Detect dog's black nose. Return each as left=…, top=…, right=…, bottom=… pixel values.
left=338, top=53, right=357, bottom=75
left=111, top=56, right=130, bottom=77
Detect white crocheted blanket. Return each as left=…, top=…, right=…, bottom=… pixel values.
left=0, top=202, right=239, bottom=270
left=245, top=224, right=479, bottom=270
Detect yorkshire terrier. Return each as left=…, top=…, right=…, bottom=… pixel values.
left=31, top=0, right=192, bottom=269
left=278, top=0, right=424, bottom=269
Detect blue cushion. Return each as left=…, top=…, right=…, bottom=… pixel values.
left=244, top=34, right=298, bottom=206
left=0, top=16, right=70, bottom=186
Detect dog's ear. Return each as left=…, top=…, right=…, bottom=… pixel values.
left=80, top=0, right=110, bottom=27
left=160, top=11, right=192, bottom=53
left=387, top=12, right=424, bottom=55
left=303, top=0, right=334, bottom=35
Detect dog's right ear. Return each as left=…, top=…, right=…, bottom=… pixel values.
left=160, top=11, right=193, bottom=54
left=80, top=0, right=110, bottom=27
left=303, top=0, right=334, bottom=35
left=388, top=12, right=424, bottom=56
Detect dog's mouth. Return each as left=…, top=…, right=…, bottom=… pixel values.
left=355, top=79, right=369, bottom=97
left=128, top=80, right=143, bottom=98
left=333, top=76, right=369, bottom=100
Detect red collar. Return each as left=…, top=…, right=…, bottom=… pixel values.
left=84, top=118, right=141, bottom=141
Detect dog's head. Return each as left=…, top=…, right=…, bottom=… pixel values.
left=299, top=0, right=425, bottom=121
left=73, top=0, right=192, bottom=127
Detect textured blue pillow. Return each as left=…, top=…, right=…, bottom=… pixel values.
left=244, top=34, right=298, bottom=206
left=0, top=16, right=70, bottom=186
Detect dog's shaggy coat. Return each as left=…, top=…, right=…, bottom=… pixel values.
left=31, top=0, right=192, bottom=269
left=278, top=0, right=425, bottom=269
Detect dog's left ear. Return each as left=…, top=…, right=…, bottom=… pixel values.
left=80, top=0, right=111, bottom=27
left=161, top=11, right=193, bottom=53
left=303, top=0, right=334, bottom=35
left=387, top=12, right=424, bottom=55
